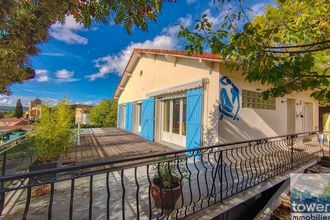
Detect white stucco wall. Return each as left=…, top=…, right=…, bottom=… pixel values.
left=117, top=54, right=319, bottom=146
left=218, top=66, right=319, bottom=144
left=118, top=54, right=221, bottom=145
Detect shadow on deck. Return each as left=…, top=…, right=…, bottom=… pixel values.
left=64, top=127, right=173, bottom=164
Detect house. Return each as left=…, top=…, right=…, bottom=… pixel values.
left=25, top=98, right=42, bottom=121
left=114, top=48, right=319, bottom=150
left=75, top=107, right=92, bottom=125
left=0, top=117, right=30, bottom=133
left=0, top=118, right=29, bottom=127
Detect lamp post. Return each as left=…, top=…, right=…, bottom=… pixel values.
left=77, top=120, right=81, bottom=146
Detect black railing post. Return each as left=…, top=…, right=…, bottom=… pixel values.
left=0, top=151, right=7, bottom=216
left=220, top=151, right=223, bottom=203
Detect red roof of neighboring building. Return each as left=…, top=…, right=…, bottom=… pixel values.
left=134, top=48, right=222, bottom=60
left=0, top=117, right=29, bottom=126
left=0, top=118, right=23, bottom=123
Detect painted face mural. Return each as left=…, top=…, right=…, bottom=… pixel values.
left=219, top=76, right=240, bottom=120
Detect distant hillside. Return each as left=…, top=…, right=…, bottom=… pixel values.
left=0, top=106, right=28, bottom=112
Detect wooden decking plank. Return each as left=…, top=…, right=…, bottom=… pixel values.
left=63, top=127, right=173, bottom=164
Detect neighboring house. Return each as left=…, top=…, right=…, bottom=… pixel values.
left=25, top=98, right=42, bottom=121
left=0, top=117, right=30, bottom=133
left=114, top=48, right=319, bottom=150
left=75, top=107, right=91, bottom=125
left=0, top=118, right=29, bottom=127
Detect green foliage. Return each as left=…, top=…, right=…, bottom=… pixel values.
left=153, top=156, right=187, bottom=188
left=179, top=0, right=329, bottom=103
left=0, top=0, right=175, bottom=94
left=29, top=100, right=74, bottom=162
left=14, top=99, right=23, bottom=118
left=89, top=99, right=117, bottom=127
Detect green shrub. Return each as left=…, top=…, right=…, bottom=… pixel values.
left=29, top=100, right=74, bottom=162
left=89, top=99, right=117, bottom=127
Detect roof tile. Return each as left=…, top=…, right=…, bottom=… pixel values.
left=133, top=48, right=222, bottom=60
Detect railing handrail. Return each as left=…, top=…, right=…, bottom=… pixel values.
left=0, top=131, right=319, bottom=183
left=0, top=131, right=322, bottom=219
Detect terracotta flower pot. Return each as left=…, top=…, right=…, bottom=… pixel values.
left=321, top=156, right=330, bottom=167
left=29, top=158, right=62, bottom=183
left=151, top=177, right=182, bottom=209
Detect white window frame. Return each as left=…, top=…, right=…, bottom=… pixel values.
left=160, top=97, right=186, bottom=147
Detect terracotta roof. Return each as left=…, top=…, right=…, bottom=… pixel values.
left=134, top=48, right=222, bottom=60
left=0, top=118, right=24, bottom=123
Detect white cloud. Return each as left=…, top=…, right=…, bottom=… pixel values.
left=161, top=15, right=192, bottom=36
left=71, top=100, right=95, bottom=106
left=55, top=69, right=79, bottom=82
left=0, top=95, right=97, bottom=107
left=201, top=8, right=227, bottom=26
left=35, top=69, right=48, bottom=76
left=49, top=15, right=88, bottom=45
left=56, top=69, right=73, bottom=79
left=250, top=3, right=266, bottom=16
left=186, top=0, right=197, bottom=5
left=0, top=97, right=16, bottom=106
left=0, top=95, right=59, bottom=107
left=86, top=15, right=192, bottom=80
left=37, top=75, right=50, bottom=82
left=35, top=69, right=50, bottom=82
left=40, top=52, right=65, bottom=57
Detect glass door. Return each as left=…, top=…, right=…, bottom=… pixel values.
left=161, top=98, right=186, bottom=146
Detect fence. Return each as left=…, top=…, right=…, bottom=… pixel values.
left=0, top=132, right=322, bottom=219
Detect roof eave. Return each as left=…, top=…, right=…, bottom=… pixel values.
left=113, top=49, right=225, bottom=100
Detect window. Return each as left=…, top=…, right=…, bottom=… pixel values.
left=182, top=98, right=186, bottom=136
left=242, top=90, right=276, bottom=110
left=172, top=99, right=181, bottom=134
left=163, top=100, right=170, bottom=132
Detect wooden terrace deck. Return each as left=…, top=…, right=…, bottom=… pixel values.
left=63, top=127, right=173, bottom=164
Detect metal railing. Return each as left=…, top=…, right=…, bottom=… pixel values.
left=0, top=134, right=30, bottom=217
left=0, top=134, right=31, bottom=175
left=0, top=132, right=322, bottom=219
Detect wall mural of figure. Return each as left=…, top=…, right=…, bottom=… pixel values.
left=219, top=76, right=240, bottom=120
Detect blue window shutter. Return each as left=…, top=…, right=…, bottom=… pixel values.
left=125, top=102, right=133, bottom=132
left=117, top=104, right=121, bottom=128
left=186, top=89, right=203, bottom=152
left=141, top=98, right=154, bottom=141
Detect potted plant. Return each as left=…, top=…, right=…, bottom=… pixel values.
left=29, top=101, right=74, bottom=179
left=151, top=156, right=187, bottom=209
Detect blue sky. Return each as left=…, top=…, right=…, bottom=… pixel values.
left=1, top=0, right=274, bottom=106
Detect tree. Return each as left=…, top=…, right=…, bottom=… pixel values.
left=30, top=100, right=74, bottom=162
left=0, top=0, right=174, bottom=94
left=14, top=99, right=23, bottom=118
left=179, top=0, right=329, bottom=102
left=89, top=99, right=117, bottom=127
